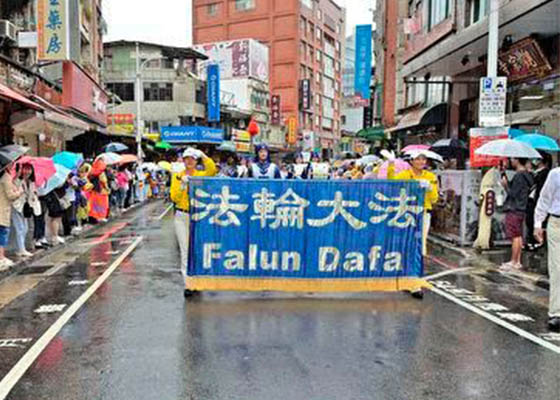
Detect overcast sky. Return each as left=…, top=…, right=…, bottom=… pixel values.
left=103, top=0, right=373, bottom=46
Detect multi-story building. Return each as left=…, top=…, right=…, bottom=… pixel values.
left=192, top=0, right=346, bottom=157
left=378, top=0, right=560, bottom=146
left=0, top=0, right=108, bottom=154
left=342, top=33, right=355, bottom=97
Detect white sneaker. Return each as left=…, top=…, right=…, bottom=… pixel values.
left=16, top=250, right=33, bottom=258
left=56, top=236, right=66, bottom=244
left=0, top=258, right=15, bottom=271
left=35, top=240, right=44, bottom=248
left=40, top=238, right=49, bottom=246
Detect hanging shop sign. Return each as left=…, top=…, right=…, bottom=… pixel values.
left=498, top=37, right=553, bottom=83
left=186, top=178, right=428, bottom=293
left=271, top=95, right=281, bottom=125
left=287, top=116, right=298, bottom=145
left=207, top=64, right=221, bottom=123
left=300, top=79, right=311, bottom=110
left=37, top=0, right=79, bottom=61
left=354, top=25, right=373, bottom=100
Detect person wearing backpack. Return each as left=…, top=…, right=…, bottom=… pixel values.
left=500, top=158, right=534, bottom=270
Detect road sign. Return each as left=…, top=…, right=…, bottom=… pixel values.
left=479, top=77, right=507, bottom=127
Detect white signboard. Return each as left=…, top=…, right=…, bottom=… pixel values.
left=479, top=77, right=507, bottom=127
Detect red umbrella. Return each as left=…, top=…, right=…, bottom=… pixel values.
left=16, top=156, right=56, bottom=188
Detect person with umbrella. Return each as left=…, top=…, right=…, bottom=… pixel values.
left=170, top=147, right=217, bottom=297
left=0, top=162, right=23, bottom=269
left=500, top=158, right=534, bottom=270
left=11, top=163, right=41, bottom=258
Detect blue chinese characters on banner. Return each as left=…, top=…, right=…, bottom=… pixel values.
left=187, top=179, right=426, bottom=291
left=354, top=24, right=373, bottom=100
left=207, top=64, right=221, bottom=122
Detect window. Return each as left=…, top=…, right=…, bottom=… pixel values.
left=309, top=46, right=313, bottom=60
left=315, top=115, right=321, bottom=127
left=207, top=3, right=218, bottom=16
left=300, top=17, right=306, bottom=32
left=308, top=67, right=313, bottom=80
left=316, top=27, right=322, bottom=40
left=335, top=61, right=339, bottom=72
left=428, top=0, right=450, bottom=30
left=316, top=73, right=321, bottom=84
left=301, top=0, right=313, bottom=8
left=143, top=82, right=173, bottom=101
left=316, top=50, right=321, bottom=62
left=317, top=9, right=322, bottom=20
left=465, top=0, right=488, bottom=27
left=300, top=64, right=306, bottom=78
left=235, top=0, right=255, bottom=11
left=315, top=94, right=321, bottom=105
left=309, top=23, right=314, bottom=38
left=300, top=42, right=306, bottom=60
left=106, top=82, right=135, bottom=102
left=335, top=40, right=340, bottom=52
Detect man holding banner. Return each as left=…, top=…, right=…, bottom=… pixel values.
left=170, top=148, right=217, bottom=295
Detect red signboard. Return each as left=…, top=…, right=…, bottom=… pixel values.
left=469, top=127, right=508, bottom=168
left=62, top=62, right=108, bottom=126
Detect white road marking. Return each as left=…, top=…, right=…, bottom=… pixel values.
left=68, top=280, right=89, bottom=286
left=0, top=339, right=32, bottom=349
left=33, top=304, right=66, bottom=314
left=105, top=250, right=120, bottom=255
left=0, top=236, right=143, bottom=400
left=157, top=204, right=173, bottom=220
left=424, top=267, right=474, bottom=280
left=91, top=262, right=105, bottom=267
left=430, top=286, right=560, bottom=355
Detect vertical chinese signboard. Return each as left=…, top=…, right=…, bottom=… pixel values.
left=207, top=64, right=221, bottom=122
left=354, top=25, right=372, bottom=100
left=287, top=116, right=297, bottom=145
left=300, top=79, right=311, bottom=110
left=271, top=95, right=281, bottom=125
left=37, top=0, right=78, bottom=61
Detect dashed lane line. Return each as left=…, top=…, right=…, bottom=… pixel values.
left=429, top=286, right=560, bottom=355
left=0, top=236, right=144, bottom=400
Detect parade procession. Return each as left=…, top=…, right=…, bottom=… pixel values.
left=0, top=0, right=559, bottom=399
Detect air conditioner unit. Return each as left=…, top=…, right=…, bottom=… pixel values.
left=0, top=20, right=17, bottom=42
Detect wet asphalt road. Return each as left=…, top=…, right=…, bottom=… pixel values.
left=0, top=201, right=559, bottom=400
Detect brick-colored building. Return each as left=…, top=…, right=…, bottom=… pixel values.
left=192, top=0, right=346, bottom=155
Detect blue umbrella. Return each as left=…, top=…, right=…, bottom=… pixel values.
left=514, top=134, right=560, bottom=152
left=104, top=142, right=128, bottom=153
left=508, top=128, right=526, bottom=139
left=52, top=151, right=83, bottom=170
left=37, top=164, right=72, bottom=196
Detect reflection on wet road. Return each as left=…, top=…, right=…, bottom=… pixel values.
left=0, top=201, right=558, bottom=400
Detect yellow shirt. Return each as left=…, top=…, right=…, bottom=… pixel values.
left=388, top=166, right=439, bottom=211
left=170, top=157, right=217, bottom=211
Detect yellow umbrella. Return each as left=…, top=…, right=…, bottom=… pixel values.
left=157, top=161, right=171, bottom=171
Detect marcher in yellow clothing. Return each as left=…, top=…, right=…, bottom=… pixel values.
left=386, top=150, right=439, bottom=256
left=170, top=148, right=217, bottom=296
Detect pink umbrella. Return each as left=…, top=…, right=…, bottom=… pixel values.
left=377, top=159, right=410, bottom=179
left=402, top=144, right=429, bottom=153
left=16, top=156, right=57, bottom=188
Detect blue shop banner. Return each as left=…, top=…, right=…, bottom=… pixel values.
left=207, top=64, right=221, bottom=122
left=186, top=178, right=427, bottom=292
left=354, top=24, right=373, bottom=100
left=161, top=126, right=224, bottom=144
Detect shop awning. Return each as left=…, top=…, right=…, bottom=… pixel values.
left=32, top=96, right=90, bottom=136
left=507, top=107, right=558, bottom=126
left=0, top=83, right=42, bottom=111
left=357, top=126, right=386, bottom=141
left=387, top=103, right=447, bottom=133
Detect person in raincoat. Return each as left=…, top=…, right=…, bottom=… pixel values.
left=170, top=147, right=217, bottom=296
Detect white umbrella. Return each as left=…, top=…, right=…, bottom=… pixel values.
left=475, top=139, right=542, bottom=159
left=97, top=152, right=122, bottom=165
left=404, top=149, right=444, bottom=163
left=357, top=155, right=380, bottom=166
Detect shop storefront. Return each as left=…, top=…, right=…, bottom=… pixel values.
left=386, top=103, right=448, bottom=147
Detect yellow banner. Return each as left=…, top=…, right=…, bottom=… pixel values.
left=38, top=0, right=69, bottom=61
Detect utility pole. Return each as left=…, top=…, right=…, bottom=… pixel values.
left=135, top=41, right=143, bottom=161
left=487, top=0, right=500, bottom=77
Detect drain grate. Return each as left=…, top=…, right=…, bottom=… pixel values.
left=18, top=264, right=54, bottom=275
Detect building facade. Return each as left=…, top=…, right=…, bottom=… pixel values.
left=0, top=0, right=108, bottom=155
left=377, top=0, right=560, bottom=146
left=192, top=0, right=346, bottom=156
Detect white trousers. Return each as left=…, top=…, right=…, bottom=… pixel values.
left=548, top=217, right=560, bottom=318
left=174, top=210, right=190, bottom=279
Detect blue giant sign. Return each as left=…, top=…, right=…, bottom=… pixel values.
left=207, top=64, right=221, bottom=122
left=160, top=126, right=224, bottom=144
left=354, top=24, right=373, bottom=100
left=187, top=178, right=427, bottom=292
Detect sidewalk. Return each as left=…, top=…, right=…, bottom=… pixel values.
left=0, top=202, right=146, bottom=282
left=428, top=236, right=550, bottom=290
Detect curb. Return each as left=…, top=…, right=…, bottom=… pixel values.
left=0, top=202, right=144, bottom=283
left=427, top=235, right=550, bottom=291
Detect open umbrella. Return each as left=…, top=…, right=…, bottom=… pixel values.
left=97, top=152, right=122, bottom=165
left=402, top=144, right=429, bottom=153
left=0, top=144, right=29, bottom=168
left=403, top=149, right=445, bottom=163
left=16, top=156, right=56, bottom=188
left=52, top=151, right=83, bottom=170
left=104, top=142, right=128, bottom=153
left=117, top=154, right=138, bottom=165
left=155, top=141, right=173, bottom=150
left=357, top=155, right=381, bottom=166
left=377, top=159, right=410, bottom=179
left=430, top=138, right=468, bottom=158
left=514, top=134, right=560, bottom=152
left=37, top=164, right=72, bottom=196
left=475, top=139, right=542, bottom=159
